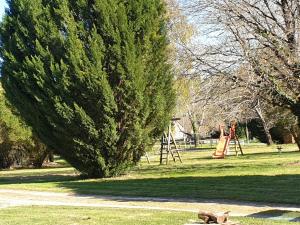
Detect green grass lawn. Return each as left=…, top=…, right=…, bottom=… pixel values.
left=0, top=206, right=299, bottom=225
left=0, top=144, right=300, bottom=204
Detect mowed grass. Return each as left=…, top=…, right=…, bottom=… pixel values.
left=0, top=206, right=299, bottom=225
left=0, top=144, right=300, bottom=204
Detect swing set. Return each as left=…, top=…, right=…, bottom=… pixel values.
left=159, top=118, right=183, bottom=165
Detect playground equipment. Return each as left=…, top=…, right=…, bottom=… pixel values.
left=212, top=121, right=244, bottom=159
left=160, top=118, right=183, bottom=165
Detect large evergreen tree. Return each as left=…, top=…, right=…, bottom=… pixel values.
left=0, top=0, right=175, bottom=177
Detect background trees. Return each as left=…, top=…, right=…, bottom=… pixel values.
left=0, top=0, right=174, bottom=177
left=186, top=0, right=300, bottom=122
left=0, top=84, right=49, bottom=168
left=0, top=84, right=31, bottom=168
left=172, top=0, right=300, bottom=146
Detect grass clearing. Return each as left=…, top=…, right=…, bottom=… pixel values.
left=0, top=206, right=299, bottom=225
left=0, top=144, right=300, bottom=204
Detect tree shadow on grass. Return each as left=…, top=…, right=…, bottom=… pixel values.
left=131, top=162, right=280, bottom=177
left=53, top=174, right=300, bottom=206
left=248, top=210, right=300, bottom=222
left=0, top=174, right=80, bottom=185
left=1, top=166, right=300, bottom=206
left=242, top=151, right=299, bottom=157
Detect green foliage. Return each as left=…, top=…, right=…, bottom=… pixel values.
left=0, top=85, right=32, bottom=168
left=0, top=0, right=175, bottom=177
left=0, top=86, right=32, bottom=143
left=235, top=124, right=246, bottom=139
left=0, top=84, right=48, bottom=168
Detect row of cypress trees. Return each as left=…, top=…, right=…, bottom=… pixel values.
left=0, top=0, right=175, bottom=177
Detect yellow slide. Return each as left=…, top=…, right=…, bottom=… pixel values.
left=212, top=136, right=228, bottom=159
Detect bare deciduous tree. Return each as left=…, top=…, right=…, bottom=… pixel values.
left=183, top=0, right=300, bottom=139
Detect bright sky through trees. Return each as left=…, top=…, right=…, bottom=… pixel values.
left=0, top=0, right=7, bottom=20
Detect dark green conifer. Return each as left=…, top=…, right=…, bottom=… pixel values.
left=0, top=0, right=175, bottom=177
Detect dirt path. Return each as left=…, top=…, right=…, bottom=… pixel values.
left=0, top=189, right=299, bottom=217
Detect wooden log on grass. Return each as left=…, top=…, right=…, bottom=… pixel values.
left=198, top=211, right=230, bottom=224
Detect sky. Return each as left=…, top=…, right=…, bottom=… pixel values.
left=0, top=0, right=7, bottom=21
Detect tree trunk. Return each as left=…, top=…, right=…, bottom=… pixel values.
left=245, top=121, right=250, bottom=144
left=188, top=110, right=199, bottom=147
left=289, top=103, right=300, bottom=151
left=191, top=120, right=199, bottom=147
left=291, top=125, right=300, bottom=151
left=262, top=122, right=273, bottom=145
left=255, top=106, right=273, bottom=145
left=48, top=151, right=54, bottom=162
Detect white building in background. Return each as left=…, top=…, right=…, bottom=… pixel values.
left=172, top=120, right=186, bottom=140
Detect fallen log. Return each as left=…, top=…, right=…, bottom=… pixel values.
left=198, top=211, right=230, bottom=224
